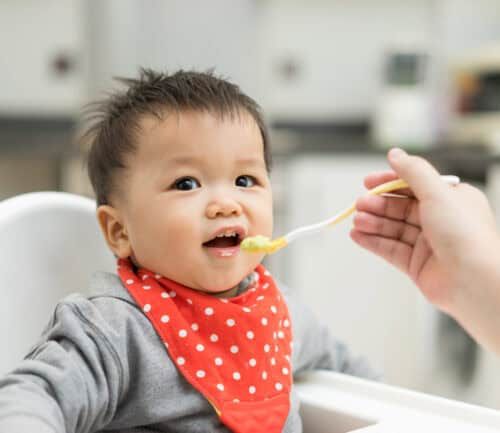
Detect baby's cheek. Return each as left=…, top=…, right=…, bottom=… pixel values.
left=258, top=208, right=274, bottom=237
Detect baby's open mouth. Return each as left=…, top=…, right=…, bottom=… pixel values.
left=203, top=232, right=241, bottom=248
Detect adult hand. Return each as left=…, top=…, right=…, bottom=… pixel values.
left=351, top=148, right=500, bottom=354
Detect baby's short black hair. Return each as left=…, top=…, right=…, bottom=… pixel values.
left=82, top=69, right=271, bottom=205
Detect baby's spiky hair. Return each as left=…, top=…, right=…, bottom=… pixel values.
left=81, top=69, right=271, bottom=205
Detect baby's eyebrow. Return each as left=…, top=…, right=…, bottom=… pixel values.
left=169, top=155, right=202, bottom=165
left=169, top=155, right=265, bottom=168
left=234, top=157, right=266, bottom=167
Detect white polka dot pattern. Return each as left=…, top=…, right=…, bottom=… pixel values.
left=117, top=258, right=292, bottom=418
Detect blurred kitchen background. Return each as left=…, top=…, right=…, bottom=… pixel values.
left=2, top=0, right=500, bottom=410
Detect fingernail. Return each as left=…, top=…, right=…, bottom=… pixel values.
left=389, top=148, right=407, bottom=159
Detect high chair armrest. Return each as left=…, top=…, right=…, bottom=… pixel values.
left=295, top=370, right=500, bottom=432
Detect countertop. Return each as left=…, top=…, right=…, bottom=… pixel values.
left=1, top=117, right=499, bottom=184
left=270, top=123, right=500, bottom=183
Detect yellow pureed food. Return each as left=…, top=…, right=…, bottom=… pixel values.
left=240, top=235, right=287, bottom=254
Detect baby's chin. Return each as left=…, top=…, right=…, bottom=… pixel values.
left=189, top=271, right=251, bottom=296
left=194, top=278, right=243, bottom=295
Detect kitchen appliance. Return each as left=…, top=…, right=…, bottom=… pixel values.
left=448, top=43, right=500, bottom=151
left=371, top=45, right=439, bottom=150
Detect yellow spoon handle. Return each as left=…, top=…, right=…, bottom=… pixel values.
left=295, top=175, right=459, bottom=240
left=329, top=178, right=411, bottom=227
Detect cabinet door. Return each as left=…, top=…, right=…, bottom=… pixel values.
left=256, top=2, right=434, bottom=121
left=0, top=0, right=85, bottom=116
left=274, top=154, right=423, bottom=388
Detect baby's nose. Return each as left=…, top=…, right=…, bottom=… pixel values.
left=205, top=198, right=242, bottom=219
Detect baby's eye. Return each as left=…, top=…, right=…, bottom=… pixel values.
left=235, top=175, right=256, bottom=188
left=174, top=177, right=201, bottom=191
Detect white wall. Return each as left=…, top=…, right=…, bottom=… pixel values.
left=437, top=0, right=500, bottom=63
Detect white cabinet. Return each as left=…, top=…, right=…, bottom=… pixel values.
left=0, top=0, right=86, bottom=116
left=270, top=154, right=422, bottom=388
left=269, top=153, right=500, bottom=409
left=255, top=0, right=500, bottom=122
left=255, top=1, right=435, bottom=121
left=87, top=0, right=259, bottom=99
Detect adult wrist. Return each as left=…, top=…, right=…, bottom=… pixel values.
left=447, top=236, right=500, bottom=354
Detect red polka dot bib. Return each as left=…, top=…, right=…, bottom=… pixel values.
left=117, top=258, right=292, bottom=433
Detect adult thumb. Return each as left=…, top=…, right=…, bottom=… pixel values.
left=387, top=148, right=446, bottom=200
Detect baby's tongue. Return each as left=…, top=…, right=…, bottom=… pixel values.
left=204, top=237, right=237, bottom=248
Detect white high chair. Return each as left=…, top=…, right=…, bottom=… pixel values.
left=0, top=191, right=115, bottom=376
left=1, top=191, right=500, bottom=432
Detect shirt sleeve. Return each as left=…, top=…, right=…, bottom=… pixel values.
left=281, top=281, right=381, bottom=381
left=0, top=298, right=127, bottom=433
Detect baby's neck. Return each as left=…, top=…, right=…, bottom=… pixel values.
left=212, top=286, right=239, bottom=299
left=211, top=272, right=258, bottom=299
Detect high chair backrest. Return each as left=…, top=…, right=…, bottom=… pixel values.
left=0, top=191, right=115, bottom=375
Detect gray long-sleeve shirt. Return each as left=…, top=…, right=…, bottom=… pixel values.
left=0, top=271, right=377, bottom=433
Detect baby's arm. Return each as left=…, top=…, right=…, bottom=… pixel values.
left=281, top=282, right=379, bottom=380
left=0, top=297, right=126, bottom=433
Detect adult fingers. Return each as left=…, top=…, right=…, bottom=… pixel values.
left=350, top=229, right=412, bottom=273
left=355, top=194, right=420, bottom=226
left=363, top=171, right=414, bottom=196
left=387, top=148, right=447, bottom=200
left=364, top=171, right=399, bottom=189
left=353, top=212, right=421, bottom=246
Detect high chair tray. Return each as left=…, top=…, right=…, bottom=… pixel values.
left=295, top=370, right=500, bottom=432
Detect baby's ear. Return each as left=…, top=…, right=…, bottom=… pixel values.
left=96, top=205, right=132, bottom=259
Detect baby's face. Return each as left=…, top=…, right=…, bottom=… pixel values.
left=117, top=110, right=273, bottom=294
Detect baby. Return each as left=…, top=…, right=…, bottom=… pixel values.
left=0, top=69, right=376, bottom=433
